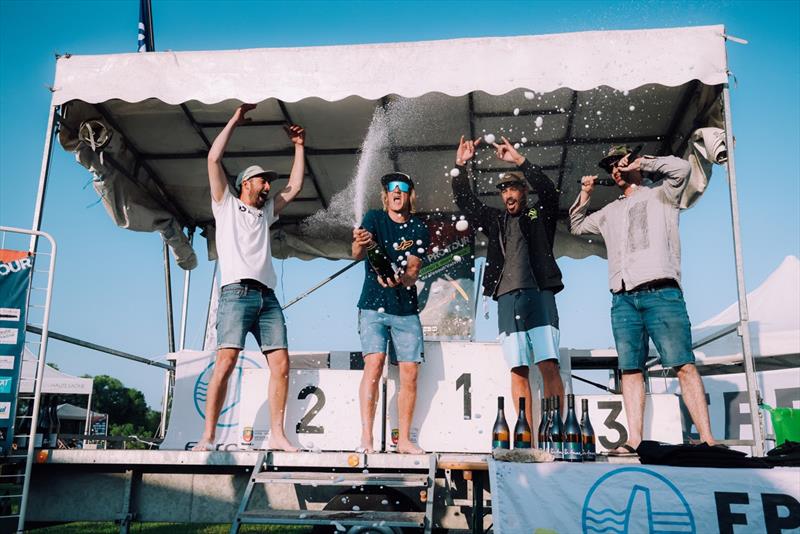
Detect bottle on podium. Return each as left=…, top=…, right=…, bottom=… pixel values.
left=537, top=397, right=548, bottom=450
left=563, top=394, right=583, bottom=462
left=492, top=396, right=510, bottom=449
left=513, top=397, right=532, bottom=449
left=581, top=398, right=597, bottom=462
left=549, top=396, right=564, bottom=461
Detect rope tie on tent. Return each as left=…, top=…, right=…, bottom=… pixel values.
left=78, top=119, right=112, bottom=166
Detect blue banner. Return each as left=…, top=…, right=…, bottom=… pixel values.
left=0, top=250, right=33, bottom=455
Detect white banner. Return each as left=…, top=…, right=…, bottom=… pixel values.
left=161, top=350, right=267, bottom=450
left=490, top=461, right=800, bottom=534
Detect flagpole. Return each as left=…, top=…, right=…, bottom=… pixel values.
left=139, top=0, right=155, bottom=52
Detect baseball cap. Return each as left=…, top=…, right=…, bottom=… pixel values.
left=235, top=165, right=279, bottom=191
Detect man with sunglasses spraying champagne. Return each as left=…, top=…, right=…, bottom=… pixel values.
left=352, top=172, right=430, bottom=454
left=193, top=103, right=305, bottom=452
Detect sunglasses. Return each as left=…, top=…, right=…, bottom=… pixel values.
left=386, top=180, right=411, bottom=193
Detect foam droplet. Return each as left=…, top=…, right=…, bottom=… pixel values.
left=449, top=167, right=460, bottom=177
left=513, top=108, right=520, bottom=116
left=484, top=133, right=496, bottom=144
left=455, top=220, right=469, bottom=232
left=524, top=91, right=535, bottom=100
left=534, top=116, right=543, bottom=128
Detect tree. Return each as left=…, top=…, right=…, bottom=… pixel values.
left=90, top=375, right=161, bottom=448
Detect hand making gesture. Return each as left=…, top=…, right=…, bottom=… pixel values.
left=492, top=136, right=526, bottom=166
left=455, top=135, right=481, bottom=166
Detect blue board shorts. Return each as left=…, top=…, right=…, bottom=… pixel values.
left=611, top=285, right=695, bottom=371
left=216, top=281, right=287, bottom=352
left=358, top=308, right=424, bottom=364
left=497, top=288, right=560, bottom=369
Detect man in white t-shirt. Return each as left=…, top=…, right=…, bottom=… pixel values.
left=193, top=103, right=305, bottom=452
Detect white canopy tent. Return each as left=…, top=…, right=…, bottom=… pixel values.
left=690, top=255, right=800, bottom=373
left=19, top=347, right=93, bottom=395
left=51, top=25, right=727, bottom=267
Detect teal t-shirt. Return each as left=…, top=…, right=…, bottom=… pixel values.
left=357, top=210, right=430, bottom=316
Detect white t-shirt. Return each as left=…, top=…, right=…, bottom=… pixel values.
left=212, top=187, right=278, bottom=288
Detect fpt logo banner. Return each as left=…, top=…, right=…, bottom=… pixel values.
left=488, top=461, right=800, bottom=534
left=0, top=249, right=33, bottom=454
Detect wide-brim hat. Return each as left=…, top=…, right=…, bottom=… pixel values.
left=495, top=171, right=526, bottom=190
left=598, top=145, right=633, bottom=173
left=380, top=172, right=414, bottom=189
left=236, top=165, right=279, bottom=191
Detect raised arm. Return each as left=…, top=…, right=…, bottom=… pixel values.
left=208, top=104, right=255, bottom=203
left=452, top=136, right=494, bottom=223
left=569, top=175, right=603, bottom=236
left=273, top=125, right=306, bottom=215
left=635, top=155, right=691, bottom=206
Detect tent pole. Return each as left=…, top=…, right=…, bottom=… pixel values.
left=178, top=229, right=195, bottom=350
left=722, top=84, right=764, bottom=456
left=160, top=239, right=176, bottom=438
left=83, top=389, right=93, bottom=447
left=163, top=240, right=176, bottom=352
left=29, top=105, right=58, bottom=250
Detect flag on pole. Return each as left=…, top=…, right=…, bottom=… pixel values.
left=138, top=0, right=154, bottom=52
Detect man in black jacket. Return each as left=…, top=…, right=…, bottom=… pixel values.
left=452, top=136, right=564, bottom=428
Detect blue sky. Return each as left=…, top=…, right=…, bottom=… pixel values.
left=1, top=0, right=798, bottom=408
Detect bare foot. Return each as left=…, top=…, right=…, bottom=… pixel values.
left=396, top=440, right=425, bottom=454
left=357, top=439, right=375, bottom=454
left=191, top=439, right=215, bottom=451
left=268, top=435, right=299, bottom=452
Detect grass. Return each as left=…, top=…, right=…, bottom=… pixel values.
left=32, top=523, right=312, bottom=533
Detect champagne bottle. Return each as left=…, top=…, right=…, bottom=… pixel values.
left=563, top=394, right=583, bottom=462
left=543, top=397, right=553, bottom=453
left=581, top=398, right=596, bottom=462
left=363, top=230, right=398, bottom=281
left=492, top=396, right=510, bottom=449
left=549, top=396, right=564, bottom=461
left=537, top=397, right=548, bottom=450
left=513, top=397, right=532, bottom=449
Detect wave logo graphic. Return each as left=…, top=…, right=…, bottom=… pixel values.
left=581, top=467, right=695, bottom=534
left=193, top=354, right=264, bottom=428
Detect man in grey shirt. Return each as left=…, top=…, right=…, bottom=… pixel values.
left=570, top=146, right=716, bottom=454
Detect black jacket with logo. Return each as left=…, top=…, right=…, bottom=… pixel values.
left=452, top=159, right=564, bottom=299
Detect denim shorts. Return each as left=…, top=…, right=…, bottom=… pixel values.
left=611, top=286, right=695, bottom=371
left=216, top=282, right=287, bottom=352
left=497, top=288, right=560, bottom=369
left=358, top=309, right=424, bottom=364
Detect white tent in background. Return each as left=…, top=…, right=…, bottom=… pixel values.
left=690, top=255, right=800, bottom=373
left=19, top=348, right=93, bottom=395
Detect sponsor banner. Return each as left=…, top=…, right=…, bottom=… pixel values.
left=417, top=216, right=476, bottom=340
left=0, top=328, right=18, bottom=345
left=161, top=350, right=267, bottom=450
left=489, top=461, right=800, bottom=534
left=0, top=376, right=11, bottom=394
left=0, top=308, right=21, bottom=322
left=0, top=249, right=33, bottom=454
